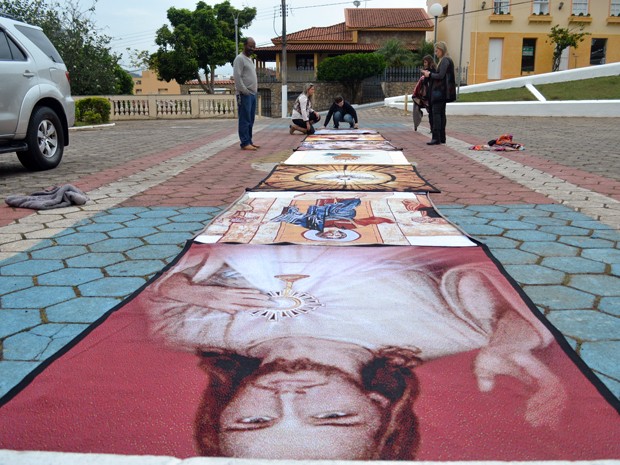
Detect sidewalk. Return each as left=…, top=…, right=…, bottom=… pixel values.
left=0, top=107, right=618, bottom=457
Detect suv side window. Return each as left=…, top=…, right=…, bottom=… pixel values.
left=0, top=30, right=28, bottom=61
left=15, top=24, right=63, bottom=63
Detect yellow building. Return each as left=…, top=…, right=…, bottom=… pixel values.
left=427, top=0, right=620, bottom=84
left=132, top=70, right=181, bottom=95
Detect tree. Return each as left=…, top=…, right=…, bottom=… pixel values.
left=113, top=65, right=134, bottom=94
left=547, top=24, right=589, bottom=72
left=376, top=39, right=415, bottom=67
left=0, top=0, right=126, bottom=95
left=317, top=53, right=386, bottom=103
left=412, top=40, right=436, bottom=67
left=151, top=1, right=256, bottom=93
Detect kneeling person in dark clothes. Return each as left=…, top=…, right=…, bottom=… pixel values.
left=324, top=96, right=359, bottom=129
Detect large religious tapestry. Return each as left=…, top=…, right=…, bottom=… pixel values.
left=295, top=141, right=401, bottom=151
left=1, top=244, right=618, bottom=461
left=284, top=150, right=409, bottom=165
left=251, top=164, right=439, bottom=193
left=193, top=192, right=472, bottom=246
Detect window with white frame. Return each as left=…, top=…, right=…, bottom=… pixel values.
left=611, top=0, right=620, bottom=16
left=532, top=0, right=549, bottom=14
left=572, top=0, right=588, bottom=15
left=493, top=0, right=510, bottom=14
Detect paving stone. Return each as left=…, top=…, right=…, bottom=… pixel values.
left=75, top=222, right=123, bottom=233
left=572, top=220, right=616, bottom=231
left=520, top=216, right=571, bottom=226
left=535, top=204, right=575, bottom=212
left=581, top=248, right=620, bottom=263
left=110, top=207, right=150, bottom=215
left=124, top=217, right=170, bottom=228
left=552, top=211, right=595, bottom=221
left=0, top=276, right=33, bottom=295
left=506, top=208, right=550, bottom=217
left=594, top=372, right=620, bottom=399
left=569, top=275, right=620, bottom=297
left=66, top=252, right=126, bottom=268
left=539, top=225, right=591, bottom=236
left=0, top=259, right=64, bottom=276
left=177, top=206, right=223, bottom=215
left=105, top=260, right=166, bottom=277
left=158, top=222, right=209, bottom=232
left=30, top=245, right=88, bottom=260
left=78, top=277, right=146, bottom=297
left=448, top=214, right=491, bottom=225
left=546, top=310, right=620, bottom=340
left=108, top=227, right=159, bottom=238
left=89, top=238, right=144, bottom=252
left=0, top=361, right=41, bottom=397
left=465, top=205, right=508, bottom=213
left=0, top=310, right=41, bottom=338
left=54, top=232, right=109, bottom=245
left=486, top=249, right=539, bottom=264
left=2, top=286, right=76, bottom=309
left=91, top=214, right=138, bottom=223
left=126, top=244, right=182, bottom=260
left=46, top=297, right=121, bottom=323
left=489, top=220, right=536, bottom=230
left=503, top=265, right=565, bottom=285
left=143, top=232, right=193, bottom=245
left=458, top=224, right=505, bottom=236
left=590, top=229, right=620, bottom=241
left=504, top=230, right=557, bottom=241
left=25, top=239, right=55, bottom=251
left=37, top=268, right=103, bottom=286
left=557, top=236, right=614, bottom=248
left=136, top=209, right=179, bottom=218
left=599, top=297, right=620, bottom=316
left=541, top=256, right=606, bottom=274
left=580, top=341, right=620, bottom=391
left=475, top=212, right=520, bottom=220
left=476, top=236, right=521, bottom=248
left=520, top=242, right=579, bottom=256
left=612, top=263, right=620, bottom=277
left=523, top=285, right=595, bottom=310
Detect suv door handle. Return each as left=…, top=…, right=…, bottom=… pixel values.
left=23, top=71, right=36, bottom=77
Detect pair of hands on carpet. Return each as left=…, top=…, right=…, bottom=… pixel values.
left=473, top=312, right=569, bottom=428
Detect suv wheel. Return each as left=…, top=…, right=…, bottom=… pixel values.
left=17, top=106, right=65, bottom=171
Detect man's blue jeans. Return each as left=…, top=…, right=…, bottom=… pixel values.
left=334, top=111, right=354, bottom=128
left=237, top=93, right=256, bottom=148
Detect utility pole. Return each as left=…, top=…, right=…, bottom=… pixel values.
left=234, top=14, right=239, bottom=56
left=281, top=0, right=288, bottom=118
left=457, top=0, right=466, bottom=96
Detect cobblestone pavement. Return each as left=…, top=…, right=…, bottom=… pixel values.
left=0, top=107, right=618, bottom=405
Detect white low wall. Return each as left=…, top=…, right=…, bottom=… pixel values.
left=384, top=63, right=620, bottom=117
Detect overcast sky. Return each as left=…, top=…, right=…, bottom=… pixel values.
left=92, top=0, right=427, bottom=73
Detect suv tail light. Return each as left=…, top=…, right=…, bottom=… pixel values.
left=65, top=71, right=70, bottom=82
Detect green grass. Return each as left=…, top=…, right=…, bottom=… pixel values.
left=457, top=75, right=620, bottom=102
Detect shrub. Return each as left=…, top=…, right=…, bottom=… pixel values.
left=76, top=97, right=111, bottom=124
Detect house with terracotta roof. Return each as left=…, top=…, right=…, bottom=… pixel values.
left=254, top=8, right=434, bottom=81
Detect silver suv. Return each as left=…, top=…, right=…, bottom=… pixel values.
left=0, top=14, right=75, bottom=170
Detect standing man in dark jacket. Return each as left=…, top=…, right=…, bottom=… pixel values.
left=422, top=41, right=456, bottom=145
left=233, top=37, right=259, bottom=151
left=324, top=96, right=359, bottom=129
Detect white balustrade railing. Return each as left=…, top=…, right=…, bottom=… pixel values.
left=74, top=94, right=249, bottom=121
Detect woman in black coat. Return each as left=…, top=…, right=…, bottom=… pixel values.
left=422, top=42, right=456, bottom=145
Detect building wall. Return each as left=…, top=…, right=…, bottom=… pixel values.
left=427, top=0, right=620, bottom=84
left=133, top=70, right=181, bottom=95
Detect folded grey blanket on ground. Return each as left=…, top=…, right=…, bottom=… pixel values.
left=5, top=185, right=89, bottom=210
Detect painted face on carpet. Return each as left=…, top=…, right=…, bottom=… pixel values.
left=217, top=369, right=385, bottom=459
left=194, top=352, right=420, bottom=460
